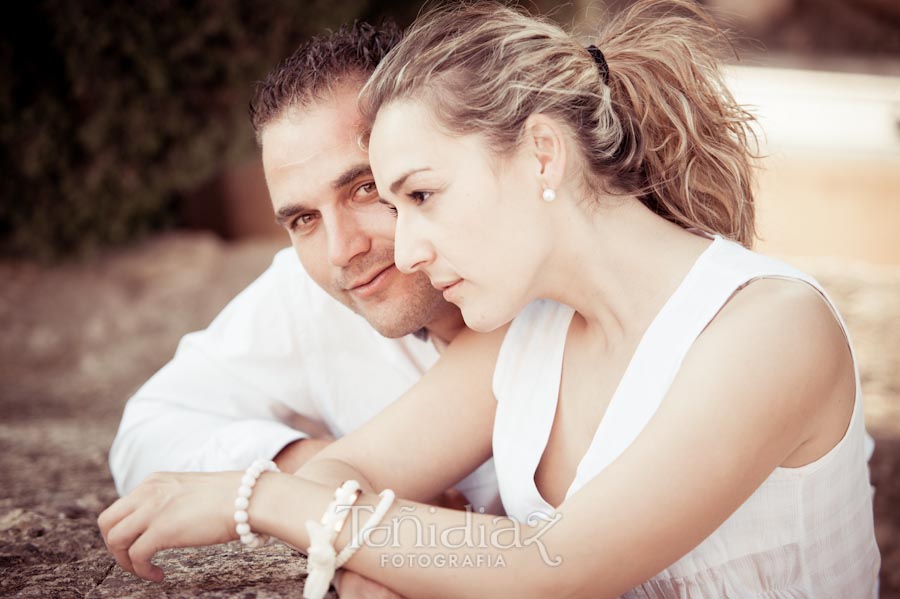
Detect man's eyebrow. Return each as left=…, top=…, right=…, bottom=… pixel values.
left=332, top=164, right=373, bottom=190
left=274, top=203, right=311, bottom=227
left=390, top=168, right=431, bottom=195
left=274, top=164, right=374, bottom=227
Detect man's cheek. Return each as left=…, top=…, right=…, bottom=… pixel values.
left=294, top=244, right=332, bottom=291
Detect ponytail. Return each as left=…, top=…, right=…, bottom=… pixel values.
left=598, top=0, right=758, bottom=246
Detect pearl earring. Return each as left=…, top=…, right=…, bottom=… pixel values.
left=542, top=187, right=557, bottom=202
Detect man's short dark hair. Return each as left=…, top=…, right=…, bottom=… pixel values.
left=249, top=20, right=402, bottom=139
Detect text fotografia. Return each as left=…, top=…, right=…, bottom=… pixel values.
left=380, top=552, right=508, bottom=568
left=341, top=504, right=563, bottom=567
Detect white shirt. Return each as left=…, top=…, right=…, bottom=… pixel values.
left=492, top=234, right=880, bottom=598
left=109, top=247, right=500, bottom=512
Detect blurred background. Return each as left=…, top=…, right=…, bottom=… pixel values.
left=1, top=0, right=898, bottom=596
left=1, top=0, right=898, bottom=261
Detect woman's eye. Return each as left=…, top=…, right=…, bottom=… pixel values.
left=409, top=191, right=431, bottom=204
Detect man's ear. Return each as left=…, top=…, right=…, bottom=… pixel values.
left=523, top=113, right=567, bottom=189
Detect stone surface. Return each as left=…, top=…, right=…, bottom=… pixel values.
left=0, top=232, right=897, bottom=596
left=86, top=543, right=326, bottom=599
left=0, top=233, right=336, bottom=598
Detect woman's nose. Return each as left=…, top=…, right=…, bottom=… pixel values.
left=392, top=213, right=434, bottom=275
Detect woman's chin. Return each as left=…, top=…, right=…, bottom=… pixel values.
left=462, top=310, right=507, bottom=334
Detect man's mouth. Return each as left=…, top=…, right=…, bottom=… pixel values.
left=347, top=264, right=396, bottom=298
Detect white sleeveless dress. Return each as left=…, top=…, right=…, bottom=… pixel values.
left=491, top=233, right=881, bottom=598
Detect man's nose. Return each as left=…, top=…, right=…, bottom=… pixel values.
left=326, top=214, right=371, bottom=268
left=393, top=213, right=434, bottom=274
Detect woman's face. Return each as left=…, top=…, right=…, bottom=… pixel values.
left=369, top=100, right=554, bottom=332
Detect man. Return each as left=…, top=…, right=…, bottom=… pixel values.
left=108, top=21, right=499, bottom=515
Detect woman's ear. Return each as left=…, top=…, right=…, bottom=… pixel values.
left=523, top=113, right=567, bottom=189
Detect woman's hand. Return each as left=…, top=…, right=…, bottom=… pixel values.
left=97, top=471, right=242, bottom=582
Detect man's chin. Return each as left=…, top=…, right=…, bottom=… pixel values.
left=333, top=268, right=454, bottom=339
left=355, top=305, right=431, bottom=338
left=368, top=321, right=425, bottom=339
left=349, top=293, right=451, bottom=339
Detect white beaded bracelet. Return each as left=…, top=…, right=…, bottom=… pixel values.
left=334, top=488, right=395, bottom=568
left=234, top=459, right=280, bottom=548
left=303, top=480, right=363, bottom=599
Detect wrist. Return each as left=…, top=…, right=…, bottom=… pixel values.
left=248, top=472, right=333, bottom=549
left=224, top=471, right=246, bottom=542
left=232, top=461, right=280, bottom=547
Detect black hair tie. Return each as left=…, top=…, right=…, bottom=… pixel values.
left=586, top=45, right=610, bottom=85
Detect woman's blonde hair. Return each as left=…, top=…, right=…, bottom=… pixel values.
left=360, top=0, right=758, bottom=247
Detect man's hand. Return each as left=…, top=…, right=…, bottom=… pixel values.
left=333, top=569, right=407, bottom=599
left=274, top=437, right=334, bottom=473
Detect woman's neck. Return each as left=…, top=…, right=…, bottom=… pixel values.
left=535, top=197, right=714, bottom=350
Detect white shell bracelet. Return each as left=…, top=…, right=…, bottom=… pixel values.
left=303, top=480, right=363, bottom=599
left=334, top=488, right=395, bottom=568
left=234, top=459, right=280, bottom=548
left=303, top=485, right=396, bottom=598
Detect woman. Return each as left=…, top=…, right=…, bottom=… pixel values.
left=98, top=2, right=880, bottom=597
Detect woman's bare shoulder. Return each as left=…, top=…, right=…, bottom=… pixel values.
left=710, top=276, right=849, bottom=364
left=680, top=276, right=855, bottom=463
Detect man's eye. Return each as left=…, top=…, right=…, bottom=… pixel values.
left=290, top=213, right=318, bottom=232
left=353, top=182, right=378, bottom=200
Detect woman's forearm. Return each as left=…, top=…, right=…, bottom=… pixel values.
left=248, top=473, right=576, bottom=599
left=295, top=456, right=378, bottom=493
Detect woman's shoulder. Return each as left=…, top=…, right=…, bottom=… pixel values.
left=684, top=274, right=856, bottom=463
left=715, top=275, right=847, bottom=354
left=702, top=273, right=852, bottom=380
left=706, top=238, right=848, bottom=356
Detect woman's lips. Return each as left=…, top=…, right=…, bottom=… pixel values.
left=438, top=279, right=463, bottom=301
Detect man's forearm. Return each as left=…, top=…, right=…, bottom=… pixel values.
left=110, top=405, right=309, bottom=495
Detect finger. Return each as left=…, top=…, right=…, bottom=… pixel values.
left=97, top=496, right=138, bottom=542
left=128, top=528, right=165, bottom=582
left=105, top=507, right=152, bottom=577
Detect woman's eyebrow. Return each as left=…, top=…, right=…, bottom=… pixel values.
left=389, top=167, right=432, bottom=194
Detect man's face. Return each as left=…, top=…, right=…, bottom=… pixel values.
left=260, top=85, right=459, bottom=338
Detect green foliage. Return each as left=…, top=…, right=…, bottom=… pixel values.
left=0, top=0, right=408, bottom=260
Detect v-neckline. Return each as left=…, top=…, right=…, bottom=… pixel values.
left=530, top=234, right=721, bottom=511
